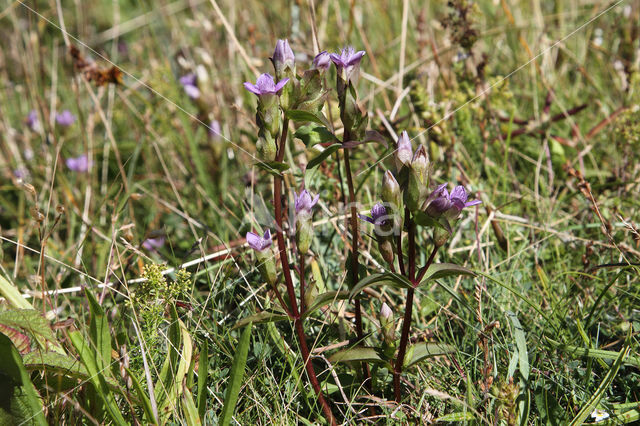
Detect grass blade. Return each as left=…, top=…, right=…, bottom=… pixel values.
left=220, top=322, right=253, bottom=426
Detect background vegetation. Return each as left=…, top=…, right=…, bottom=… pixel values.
left=0, top=0, right=638, bottom=424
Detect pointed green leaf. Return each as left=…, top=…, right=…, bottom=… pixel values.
left=197, top=340, right=209, bottom=421
left=302, top=291, right=350, bottom=319
left=220, top=323, right=253, bottom=426
left=127, top=367, right=158, bottom=425
left=435, top=412, right=476, bottom=422
left=328, top=346, right=386, bottom=364
left=307, top=143, right=341, bottom=169
left=418, top=263, right=475, bottom=287
left=294, top=125, right=336, bottom=147
left=254, top=160, right=290, bottom=176
left=232, top=310, right=289, bottom=330
left=181, top=387, right=201, bottom=426
left=349, top=272, right=412, bottom=300
left=285, top=109, right=330, bottom=128
left=85, top=290, right=112, bottom=373
left=0, top=309, right=64, bottom=354
left=0, top=274, right=33, bottom=310
left=404, top=343, right=456, bottom=367
left=0, top=333, right=47, bottom=426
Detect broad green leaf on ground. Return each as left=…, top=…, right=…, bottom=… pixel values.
left=404, top=342, right=456, bottom=367
left=0, top=333, right=47, bottom=426
left=328, top=346, right=386, bottom=364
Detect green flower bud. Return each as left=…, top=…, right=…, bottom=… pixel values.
left=406, top=145, right=429, bottom=211
left=378, top=237, right=395, bottom=265
left=256, top=132, right=277, bottom=161
left=433, top=226, right=451, bottom=248
left=255, top=249, right=277, bottom=286
left=296, top=217, right=313, bottom=255
left=304, top=278, right=318, bottom=309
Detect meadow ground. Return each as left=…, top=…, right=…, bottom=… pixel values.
left=0, top=0, right=639, bottom=424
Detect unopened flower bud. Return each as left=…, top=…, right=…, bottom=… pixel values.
left=304, top=279, right=318, bottom=309
left=395, top=131, right=413, bottom=170
left=246, top=230, right=278, bottom=285
left=296, top=217, right=313, bottom=255
left=380, top=302, right=392, bottom=322
left=406, top=145, right=429, bottom=211
left=378, top=238, right=395, bottom=265
left=381, top=170, right=401, bottom=208
left=271, top=39, right=296, bottom=80
left=379, top=302, right=396, bottom=348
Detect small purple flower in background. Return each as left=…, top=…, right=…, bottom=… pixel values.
left=330, top=46, right=366, bottom=83
left=26, top=109, right=40, bottom=131
left=426, top=184, right=481, bottom=219
left=209, top=120, right=221, bottom=140
left=55, top=110, right=76, bottom=127
left=294, top=189, right=319, bottom=217
left=142, top=236, right=165, bottom=251
left=14, top=168, right=29, bottom=180
left=246, top=229, right=273, bottom=251
left=359, top=202, right=388, bottom=226
left=395, top=131, right=413, bottom=169
left=65, top=154, right=91, bottom=172
left=271, top=39, right=295, bottom=76
left=244, top=73, right=289, bottom=97
left=179, top=73, right=200, bottom=99
left=312, top=51, right=331, bottom=71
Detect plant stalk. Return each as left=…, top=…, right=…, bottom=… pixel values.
left=273, top=118, right=336, bottom=425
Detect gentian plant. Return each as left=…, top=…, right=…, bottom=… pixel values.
left=240, top=39, right=480, bottom=423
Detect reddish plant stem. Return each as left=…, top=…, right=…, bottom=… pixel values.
left=396, top=233, right=405, bottom=275
left=343, top=141, right=372, bottom=389
left=273, top=118, right=336, bottom=425
left=299, top=254, right=306, bottom=314
left=393, top=214, right=439, bottom=402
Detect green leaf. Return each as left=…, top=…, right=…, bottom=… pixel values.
left=0, top=334, right=47, bottom=426
left=156, top=316, right=193, bottom=416
left=68, top=330, right=128, bottom=426
left=302, top=291, right=350, bottom=319
left=412, top=211, right=450, bottom=231
left=294, top=125, right=336, bottom=147
left=254, top=160, right=290, bottom=176
left=220, top=322, right=253, bottom=426
left=435, top=412, right=475, bottom=422
left=0, top=324, right=30, bottom=354
left=328, top=346, right=386, bottom=364
left=0, top=273, right=33, bottom=310
left=418, top=263, right=475, bottom=287
left=197, top=340, right=209, bottom=421
left=285, top=109, right=330, bottom=128
left=349, top=272, right=412, bottom=299
left=0, top=309, right=64, bottom=354
left=404, top=343, right=456, bottom=367
left=545, top=338, right=640, bottom=368
left=507, top=312, right=529, bottom=381
left=307, top=143, right=341, bottom=169
left=569, top=344, right=631, bottom=426
left=85, top=290, right=112, bottom=373
left=232, top=310, right=289, bottom=330
left=181, top=387, right=201, bottom=426
left=127, top=368, right=158, bottom=425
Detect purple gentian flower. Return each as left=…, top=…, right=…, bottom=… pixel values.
left=56, top=110, right=76, bottom=127
left=395, top=130, right=413, bottom=169
left=359, top=202, right=388, bottom=226
left=179, top=73, right=200, bottom=99
left=26, top=109, right=40, bottom=131
left=142, top=236, right=165, bottom=251
left=330, top=46, right=366, bottom=83
left=209, top=120, right=221, bottom=140
left=246, top=229, right=273, bottom=251
left=426, top=184, right=481, bottom=219
left=312, top=51, right=331, bottom=71
left=272, top=39, right=295, bottom=75
left=14, top=168, right=28, bottom=180
left=244, top=73, right=289, bottom=96
left=65, top=154, right=91, bottom=172
left=294, top=189, right=319, bottom=217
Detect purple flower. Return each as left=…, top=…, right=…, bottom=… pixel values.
left=330, top=46, right=366, bottom=82
left=209, top=120, right=221, bottom=140
left=312, top=51, right=331, bottom=71
left=142, top=236, right=165, bottom=251
left=26, top=109, right=39, bottom=131
left=183, top=84, right=200, bottom=99
left=359, top=202, right=388, bottom=226
left=65, top=154, right=91, bottom=172
left=14, top=168, right=28, bottom=180
left=246, top=229, right=272, bottom=252
left=179, top=73, right=200, bottom=99
left=244, top=73, right=289, bottom=96
left=272, top=39, right=295, bottom=75
left=426, top=184, right=481, bottom=219
left=294, top=189, right=319, bottom=217
left=179, top=73, right=197, bottom=87
left=55, top=110, right=76, bottom=127
left=395, top=131, right=413, bottom=168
